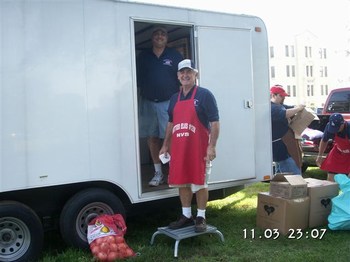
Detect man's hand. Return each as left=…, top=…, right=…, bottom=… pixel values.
left=315, top=155, right=325, bottom=167
left=205, top=145, right=216, bottom=161
left=295, top=104, right=306, bottom=112
left=159, top=145, right=169, bottom=157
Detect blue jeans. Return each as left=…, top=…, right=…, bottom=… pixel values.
left=275, top=157, right=301, bottom=175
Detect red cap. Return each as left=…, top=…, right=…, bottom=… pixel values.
left=270, top=85, right=289, bottom=97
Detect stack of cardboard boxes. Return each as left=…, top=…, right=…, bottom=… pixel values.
left=256, top=174, right=339, bottom=235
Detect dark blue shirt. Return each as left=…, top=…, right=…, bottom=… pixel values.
left=271, top=102, right=289, bottom=140
left=168, top=86, right=219, bottom=130
left=271, top=102, right=291, bottom=161
left=137, top=47, right=183, bottom=102
left=322, top=121, right=350, bottom=141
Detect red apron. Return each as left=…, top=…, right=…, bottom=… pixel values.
left=321, top=125, right=350, bottom=174
left=168, top=86, right=209, bottom=185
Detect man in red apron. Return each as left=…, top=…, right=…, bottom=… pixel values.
left=159, top=59, right=220, bottom=233
left=316, top=113, right=350, bottom=181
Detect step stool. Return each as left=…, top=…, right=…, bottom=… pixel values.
left=150, top=225, right=224, bottom=257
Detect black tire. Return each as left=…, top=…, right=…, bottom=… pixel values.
left=0, top=201, right=44, bottom=262
left=59, top=188, right=125, bottom=249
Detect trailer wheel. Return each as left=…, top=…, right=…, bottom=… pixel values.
left=59, top=188, right=125, bottom=249
left=0, top=201, right=43, bottom=262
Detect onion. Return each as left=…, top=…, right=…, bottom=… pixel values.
left=99, top=242, right=110, bottom=253
left=109, top=243, right=118, bottom=252
left=107, top=251, right=118, bottom=261
left=91, top=245, right=100, bottom=255
left=115, top=235, right=124, bottom=244
left=125, top=247, right=134, bottom=257
left=106, top=235, right=116, bottom=243
left=97, top=252, right=108, bottom=261
left=117, top=242, right=127, bottom=251
left=95, top=237, right=104, bottom=245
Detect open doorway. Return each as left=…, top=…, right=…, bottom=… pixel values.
left=134, top=21, right=194, bottom=193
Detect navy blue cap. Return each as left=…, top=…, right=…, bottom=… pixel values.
left=328, top=113, right=344, bottom=133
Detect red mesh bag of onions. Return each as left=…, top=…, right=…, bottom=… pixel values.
left=87, top=214, right=136, bottom=261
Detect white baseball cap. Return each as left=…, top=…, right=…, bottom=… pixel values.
left=178, top=59, right=198, bottom=73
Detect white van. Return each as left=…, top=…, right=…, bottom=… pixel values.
left=0, top=0, right=272, bottom=261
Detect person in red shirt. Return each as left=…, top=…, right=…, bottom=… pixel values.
left=159, top=59, right=220, bottom=233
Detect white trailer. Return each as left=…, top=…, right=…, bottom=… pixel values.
left=0, top=0, right=272, bottom=261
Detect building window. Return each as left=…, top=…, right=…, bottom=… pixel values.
left=319, top=48, right=327, bottom=59
left=271, top=66, right=275, bottom=78
left=270, top=46, right=274, bottom=58
left=292, top=65, right=295, bottom=77
left=286, top=85, right=291, bottom=95
left=307, top=85, right=314, bottom=96
left=321, top=85, right=329, bottom=96
left=306, top=65, right=313, bottom=77
left=310, top=66, right=313, bottom=77
left=287, top=85, right=297, bottom=97
left=291, top=46, right=295, bottom=57
left=285, top=45, right=289, bottom=57
left=286, top=65, right=290, bottom=77
left=305, top=46, right=312, bottom=58
left=324, top=66, right=328, bottom=77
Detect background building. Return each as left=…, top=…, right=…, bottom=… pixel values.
left=269, top=31, right=334, bottom=111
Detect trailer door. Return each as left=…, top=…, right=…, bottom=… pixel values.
left=196, top=26, right=256, bottom=182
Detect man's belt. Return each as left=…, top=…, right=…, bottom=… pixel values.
left=272, top=138, right=282, bottom=143
left=146, top=98, right=168, bottom=103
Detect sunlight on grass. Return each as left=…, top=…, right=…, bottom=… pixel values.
left=209, top=182, right=269, bottom=210
left=303, top=166, right=327, bottom=179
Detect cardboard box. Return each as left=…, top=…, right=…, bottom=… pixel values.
left=256, top=192, right=310, bottom=235
left=289, top=108, right=318, bottom=136
left=270, top=174, right=307, bottom=199
left=305, top=178, right=339, bottom=228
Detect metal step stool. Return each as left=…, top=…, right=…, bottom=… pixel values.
left=150, top=225, right=224, bottom=257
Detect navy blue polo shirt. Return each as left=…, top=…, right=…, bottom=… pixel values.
left=168, top=86, right=219, bottom=130
left=271, top=102, right=289, bottom=140
left=271, top=102, right=290, bottom=161
left=137, top=47, right=183, bottom=102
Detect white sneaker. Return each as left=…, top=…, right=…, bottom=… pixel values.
left=148, top=172, right=165, bottom=187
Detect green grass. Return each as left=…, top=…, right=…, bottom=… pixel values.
left=302, top=166, right=328, bottom=180
left=40, top=168, right=350, bottom=262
